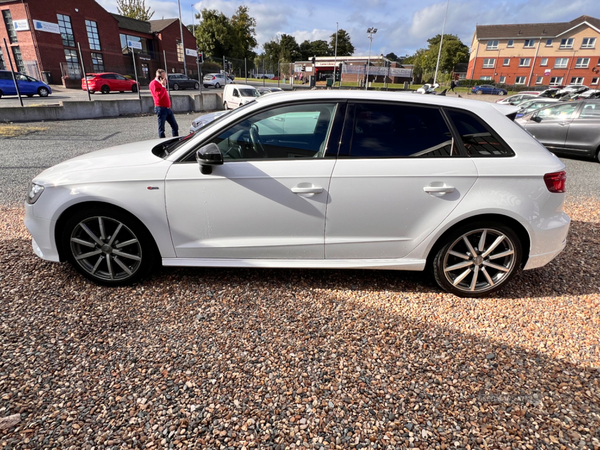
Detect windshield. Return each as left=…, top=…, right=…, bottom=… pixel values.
left=239, top=88, right=259, bottom=97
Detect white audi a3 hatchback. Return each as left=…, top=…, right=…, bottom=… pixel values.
left=25, top=91, right=570, bottom=297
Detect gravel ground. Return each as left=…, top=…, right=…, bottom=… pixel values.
left=0, top=198, right=599, bottom=449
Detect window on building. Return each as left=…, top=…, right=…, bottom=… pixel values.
left=0, top=47, right=5, bottom=70
left=515, top=76, right=526, bottom=85
left=519, top=58, right=531, bottom=67
left=536, top=76, right=543, bottom=84
left=480, top=76, right=492, bottom=80
left=486, top=40, right=498, bottom=50
left=581, top=37, right=596, bottom=49
left=503, top=58, right=510, bottom=66
left=570, top=77, right=584, bottom=85
left=2, top=10, right=18, bottom=44
left=507, top=40, right=514, bottom=47
left=11, top=46, right=25, bottom=72
left=554, top=58, right=569, bottom=68
left=540, top=58, right=548, bottom=66
left=57, top=14, right=75, bottom=47
left=90, top=52, right=104, bottom=72
left=549, top=76, right=563, bottom=86
left=591, top=77, right=599, bottom=85
left=575, top=58, right=590, bottom=68
left=176, top=39, right=183, bottom=62
left=499, top=76, right=506, bottom=83
left=559, top=38, right=574, bottom=49
left=482, top=58, right=495, bottom=68
left=545, top=39, right=553, bottom=46
left=85, top=20, right=101, bottom=51
left=524, top=39, right=536, bottom=48
left=64, top=49, right=81, bottom=78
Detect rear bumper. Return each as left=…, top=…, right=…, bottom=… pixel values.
left=523, top=212, right=570, bottom=270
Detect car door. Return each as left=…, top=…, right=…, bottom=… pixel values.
left=115, top=74, right=129, bottom=91
left=165, top=101, right=343, bottom=259
left=325, top=102, right=478, bottom=259
left=562, top=102, right=600, bottom=155
left=525, top=102, right=580, bottom=150
left=15, top=73, right=35, bottom=95
left=231, top=88, right=241, bottom=108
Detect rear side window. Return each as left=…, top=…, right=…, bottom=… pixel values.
left=445, top=109, right=515, bottom=157
left=346, top=103, right=456, bottom=158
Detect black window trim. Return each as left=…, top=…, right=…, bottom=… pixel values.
left=176, top=99, right=348, bottom=163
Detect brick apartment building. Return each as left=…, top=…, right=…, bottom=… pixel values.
left=468, top=15, right=600, bottom=87
left=0, top=0, right=197, bottom=86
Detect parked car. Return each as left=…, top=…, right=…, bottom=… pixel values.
left=168, top=74, right=199, bottom=90
left=471, top=85, right=508, bottom=95
left=257, top=87, right=284, bottom=95
left=222, top=84, right=260, bottom=110
left=517, top=99, right=600, bottom=162
left=82, top=72, right=139, bottom=94
left=203, top=73, right=233, bottom=88
left=569, top=89, right=600, bottom=100
left=496, top=93, right=539, bottom=105
left=189, top=110, right=231, bottom=134
left=24, top=91, right=570, bottom=297
left=0, top=70, right=52, bottom=98
left=515, top=98, right=561, bottom=118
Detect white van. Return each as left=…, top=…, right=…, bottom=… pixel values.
left=223, top=84, right=260, bottom=109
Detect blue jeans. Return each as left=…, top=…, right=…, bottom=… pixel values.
left=155, top=106, right=179, bottom=138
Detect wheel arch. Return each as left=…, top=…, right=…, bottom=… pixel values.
left=425, top=213, right=531, bottom=271
left=54, top=201, right=161, bottom=263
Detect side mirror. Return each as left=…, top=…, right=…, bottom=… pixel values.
left=196, top=143, right=223, bottom=174
left=532, top=114, right=542, bottom=123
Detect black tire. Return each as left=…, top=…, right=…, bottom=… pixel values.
left=596, top=147, right=600, bottom=164
left=223, top=102, right=229, bottom=110
left=0, top=90, right=3, bottom=98
left=173, top=83, right=180, bottom=91
left=38, top=87, right=50, bottom=97
left=89, top=90, right=95, bottom=94
left=61, top=206, right=158, bottom=286
left=215, top=82, right=220, bottom=89
left=432, top=221, right=522, bottom=297
left=27, top=94, right=34, bottom=98
left=194, top=82, right=199, bottom=89
left=476, top=90, right=483, bottom=95
left=132, top=84, right=138, bottom=93
left=101, top=85, right=110, bottom=94
left=203, top=84, right=209, bottom=88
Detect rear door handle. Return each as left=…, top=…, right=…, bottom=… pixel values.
left=558, top=122, right=569, bottom=126
left=292, top=185, right=323, bottom=194
left=423, top=185, right=455, bottom=194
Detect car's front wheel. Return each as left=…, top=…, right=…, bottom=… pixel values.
left=62, top=207, right=157, bottom=286
left=38, top=87, right=50, bottom=97
left=476, top=90, right=483, bottom=95
left=432, top=222, right=522, bottom=297
left=194, top=82, right=199, bottom=89
left=101, top=85, right=110, bottom=94
left=132, top=84, right=138, bottom=93
left=215, top=82, right=220, bottom=89
left=173, top=83, right=180, bottom=91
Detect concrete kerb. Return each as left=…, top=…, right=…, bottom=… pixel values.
left=0, top=93, right=223, bottom=123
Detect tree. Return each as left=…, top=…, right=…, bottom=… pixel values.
left=310, top=40, right=332, bottom=57
left=116, top=0, right=154, bottom=21
left=230, top=6, right=258, bottom=60
left=263, top=34, right=300, bottom=62
left=405, top=34, right=469, bottom=83
left=385, top=52, right=399, bottom=62
left=329, top=29, right=354, bottom=56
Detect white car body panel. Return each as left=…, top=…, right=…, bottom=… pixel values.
left=24, top=90, right=570, bottom=289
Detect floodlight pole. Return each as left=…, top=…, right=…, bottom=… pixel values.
left=433, top=0, right=450, bottom=85
left=333, top=22, right=339, bottom=87
left=365, top=28, right=377, bottom=90
left=177, top=0, right=186, bottom=75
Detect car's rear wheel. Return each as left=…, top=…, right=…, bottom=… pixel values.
left=101, top=85, right=110, bottom=94
left=132, top=84, right=138, bottom=93
left=173, top=83, right=180, bottom=91
left=62, top=207, right=157, bottom=286
left=38, top=87, right=50, bottom=97
left=224, top=102, right=229, bottom=110
left=27, top=94, right=34, bottom=98
left=194, top=82, right=199, bottom=89
left=0, top=90, right=3, bottom=98
left=432, top=222, right=522, bottom=297
left=89, top=90, right=95, bottom=94
left=215, top=82, right=220, bottom=89
left=596, top=146, right=600, bottom=163
left=476, top=90, right=483, bottom=95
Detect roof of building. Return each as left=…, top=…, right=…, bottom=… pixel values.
left=110, top=14, right=152, bottom=34
left=475, top=15, right=600, bottom=40
left=149, top=19, right=179, bottom=32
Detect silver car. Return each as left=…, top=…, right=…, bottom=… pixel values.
left=518, top=99, right=600, bottom=162
left=202, top=73, right=233, bottom=89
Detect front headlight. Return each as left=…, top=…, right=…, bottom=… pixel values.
left=27, top=183, right=44, bottom=204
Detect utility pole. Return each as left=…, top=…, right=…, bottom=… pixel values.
left=333, top=22, right=339, bottom=87
left=177, top=0, right=186, bottom=75
left=433, top=0, right=450, bottom=85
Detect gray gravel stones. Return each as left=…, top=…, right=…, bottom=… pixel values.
left=1, top=199, right=599, bottom=449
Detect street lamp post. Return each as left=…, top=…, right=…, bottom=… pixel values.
left=333, top=22, right=339, bottom=87
left=365, top=27, right=377, bottom=90
left=433, top=0, right=450, bottom=85
left=177, top=0, right=186, bottom=75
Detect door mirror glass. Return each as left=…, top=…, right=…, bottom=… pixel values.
left=196, top=143, right=223, bottom=174
left=532, top=114, right=542, bottom=123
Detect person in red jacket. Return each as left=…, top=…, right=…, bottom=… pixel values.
left=149, top=69, right=179, bottom=138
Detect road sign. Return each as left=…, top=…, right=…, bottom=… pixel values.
left=185, top=48, right=198, bottom=57
left=33, top=20, right=60, bottom=34
left=127, top=40, right=142, bottom=50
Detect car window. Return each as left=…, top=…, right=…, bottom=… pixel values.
left=345, top=103, right=456, bottom=158
left=233, top=89, right=239, bottom=97
left=580, top=103, right=600, bottom=118
left=203, top=103, right=337, bottom=160
left=100, top=74, right=113, bottom=79
left=445, top=109, right=515, bottom=157
left=0, top=72, right=13, bottom=80
left=537, top=103, right=578, bottom=119
left=116, top=75, right=127, bottom=80
left=239, top=88, right=259, bottom=97
left=15, top=74, right=29, bottom=81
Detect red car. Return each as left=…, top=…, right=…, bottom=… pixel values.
left=81, top=72, right=139, bottom=94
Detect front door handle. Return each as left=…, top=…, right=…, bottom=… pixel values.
left=292, top=185, right=323, bottom=194
left=558, top=122, right=569, bottom=126
left=423, top=185, right=455, bottom=195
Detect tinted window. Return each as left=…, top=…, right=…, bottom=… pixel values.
left=537, top=102, right=578, bottom=120
left=445, top=110, right=514, bottom=157
left=0, top=71, right=13, bottom=80
left=580, top=103, right=600, bottom=118
left=347, top=103, right=455, bottom=158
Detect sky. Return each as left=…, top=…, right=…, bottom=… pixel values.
left=97, top=0, right=600, bottom=56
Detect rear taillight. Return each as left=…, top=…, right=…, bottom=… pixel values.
left=544, top=171, right=566, bottom=193
left=212, top=76, right=215, bottom=80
